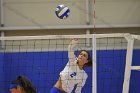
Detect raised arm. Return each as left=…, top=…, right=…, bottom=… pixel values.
left=68, top=38, right=78, bottom=63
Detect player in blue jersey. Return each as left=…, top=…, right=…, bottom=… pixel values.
left=10, top=75, right=36, bottom=93
left=50, top=38, right=92, bottom=93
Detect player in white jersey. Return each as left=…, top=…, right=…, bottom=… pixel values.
left=50, top=39, right=92, bottom=93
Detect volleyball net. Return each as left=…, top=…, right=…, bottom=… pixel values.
left=0, top=33, right=140, bottom=93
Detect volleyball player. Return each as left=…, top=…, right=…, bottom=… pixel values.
left=50, top=38, right=92, bottom=93
left=10, top=75, right=37, bottom=93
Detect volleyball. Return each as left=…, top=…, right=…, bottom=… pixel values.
left=55, top=4, right=70, bottom=19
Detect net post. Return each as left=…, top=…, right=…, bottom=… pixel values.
left=122, top=34, right=134, bottom=93
left=92, top=34, right=97, bottom=93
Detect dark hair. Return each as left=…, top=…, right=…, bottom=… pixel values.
left=11, top=75, right=37, bottom=93
left=78, top=50, right=92, bottom=68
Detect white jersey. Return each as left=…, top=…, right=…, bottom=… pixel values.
left=60, top=57, right=88, bottom=93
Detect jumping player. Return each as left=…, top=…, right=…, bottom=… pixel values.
left=50, top=38, right=92, bottom=93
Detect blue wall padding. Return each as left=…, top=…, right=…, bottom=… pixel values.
left=97, top=50, right=126, bottom=93
left=0, top=53, right=5, bottom=93
left=0, top=49, right=140, bottom=93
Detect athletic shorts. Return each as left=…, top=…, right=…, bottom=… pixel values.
left=50, top=87, right=66, bottom=93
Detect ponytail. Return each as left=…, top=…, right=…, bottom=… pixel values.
left=11, top=75, right=37, bottom=93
